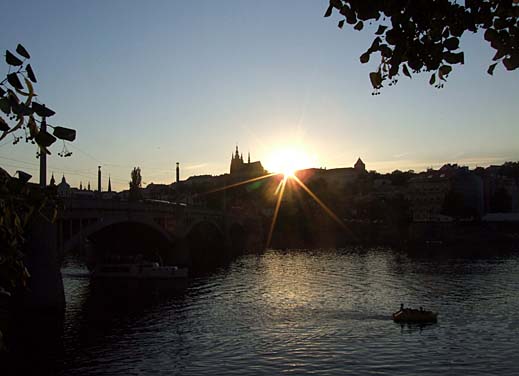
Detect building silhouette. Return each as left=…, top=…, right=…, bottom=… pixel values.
left=230, top=145, right=266, bottom=178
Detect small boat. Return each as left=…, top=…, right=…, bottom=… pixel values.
left=92, top=262, right=188, bottom=280
left=392, top=308, right=438, bottom=324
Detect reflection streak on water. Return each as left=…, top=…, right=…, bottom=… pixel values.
left=56, top=248, right=519, bottom=376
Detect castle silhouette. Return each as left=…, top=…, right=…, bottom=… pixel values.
left=230, top=145, right=266, bottom=178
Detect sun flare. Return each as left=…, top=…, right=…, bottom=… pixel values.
left=264, top=146, right=316, bottom=177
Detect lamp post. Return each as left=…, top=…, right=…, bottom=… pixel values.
left=39, top=116, right=47, bottom=187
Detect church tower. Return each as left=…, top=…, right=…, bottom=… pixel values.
left=354, top=157, right=366, bottom=172
left=230, top=145, right=244, bottom=174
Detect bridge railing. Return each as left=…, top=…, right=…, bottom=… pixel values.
left=59, top=198, right=235, bottom=221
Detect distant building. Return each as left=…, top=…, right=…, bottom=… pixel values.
left=297, top=157, right=367, bottom=189
left=354, top=157, right=366, bottom=173
left=482, top=167, right=519, bottom=213
left=408, top=165, right=484, bottom=221
left=450, top=167, right=484, bottom=217
left=57, top=175, right=72, bottom=198
left=229, top=145, right=266, bottom=179
left=408, top=172, right=451, bottom=221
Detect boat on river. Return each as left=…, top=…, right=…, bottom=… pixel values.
left=92, top=262, right=188, bottom=280
left=392, top=308, right=438, bottom=323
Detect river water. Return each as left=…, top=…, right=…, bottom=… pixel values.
left=49, top=248, right=519, bottom=375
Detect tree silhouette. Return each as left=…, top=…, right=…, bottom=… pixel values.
left=1, top=45, right=74, bottom=303
left=129, top=167, right=142, bottom=201
left=324, top=0, right=519, bottom=92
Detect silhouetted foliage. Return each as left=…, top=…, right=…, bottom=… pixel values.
left=1, top=45, right=66, bottom=315
left=1, top=44, right=76, bottom=157
left=129, top=167, right=143, bottom=201
left=389, top=170, right=415, bottom=186
left=324, top=0, right=519, bottom=92
left=500, top=161, right=519, bottom=180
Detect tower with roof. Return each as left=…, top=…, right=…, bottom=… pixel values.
left=354, top=157, right=366, bottom=172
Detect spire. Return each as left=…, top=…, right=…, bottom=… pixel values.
left=88, top=181, right=91, bottom=191
left=49, top=173, right=56, bottom=187
left=61, top=174, right=66, bottom=184
left=240, top=153, right=243, bottom=162
left=108, top=175, right=112, bottom=192
left=98, top=166, right=102, bottom=192
left=248, top=152, right=250, bottom=164
left=235, top=145, right=240, bottom=159
left=80, top=181, right=83, bottom=190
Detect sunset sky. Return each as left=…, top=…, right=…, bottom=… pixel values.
left=1, top=0, right=518, bottom=191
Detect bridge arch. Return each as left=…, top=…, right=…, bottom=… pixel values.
left=62, top=218, right=176, bottom=266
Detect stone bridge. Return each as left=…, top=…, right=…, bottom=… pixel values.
left=56, top=198, right=264, bottom=268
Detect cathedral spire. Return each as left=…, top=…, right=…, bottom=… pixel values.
left=248, top=152, right=250, bottom=164
left=108, top=175, right=112, bottom=192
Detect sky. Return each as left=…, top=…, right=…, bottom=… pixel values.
left=1, top=0, right=518, bottom=191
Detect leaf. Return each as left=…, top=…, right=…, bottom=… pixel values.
left=375, top=25, right=387, bottom=35
left=503, top=54, right=519, bottom=71
left=444, top=51, right=464, bottom=64
left=5, top=50, right=23, bottom=66
left=429, top=73, right=436, bottom=85
left=492, top=48, right=506, bottom=61
left=32, top=102, right=56, bottom=117
left=26, top=64, right=37, bottom=83
left=438, top=65, right=452, bottom=80
left=484, top=28, right=498, bottom=42
left=53, top=126, right=76, bottom=142
left=7, top=73, right=24, bottom=90
left=12, top=103, right=33, bottom=116
left=360, top=52, right=370, bottom=64
left=15, top=87, right=31, bottom=97
left=23, top=78, right=35, bottom=102
left=369, top=37, right=382, bottom=52
left=487, top=62, right=498, bottom=75
left=444, top=37, right=459, bottom=51
left=369, top=71, right=382, bottom=89
left=354, top=21, right=364, bottom=31
left=338, top=19, right=345, bottom=29
left=0, top=98, right=10, bottom=114
left=28, top=116, right=38, bottom=138
left=0, top=116, right=9, bottom=132
left=16, top=44, right=30, bottom=59
left=324, top=5, right=333, bottom=17
left=35, top=130, right=56, bottom=147
left=402, top=64, right=412, bottom=78
left=330, top=0, right=342, bottom=8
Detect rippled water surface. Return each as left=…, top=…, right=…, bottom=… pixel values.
left=55, top=248, right=519, bottom=375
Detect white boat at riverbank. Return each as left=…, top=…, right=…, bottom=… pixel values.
left=92, top=262, right=188, bottom=280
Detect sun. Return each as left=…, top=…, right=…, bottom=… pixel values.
left=264, top=146, right=316, bottom=178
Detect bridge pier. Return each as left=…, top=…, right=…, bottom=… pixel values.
left=19, top=216, right=65, bottom=313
